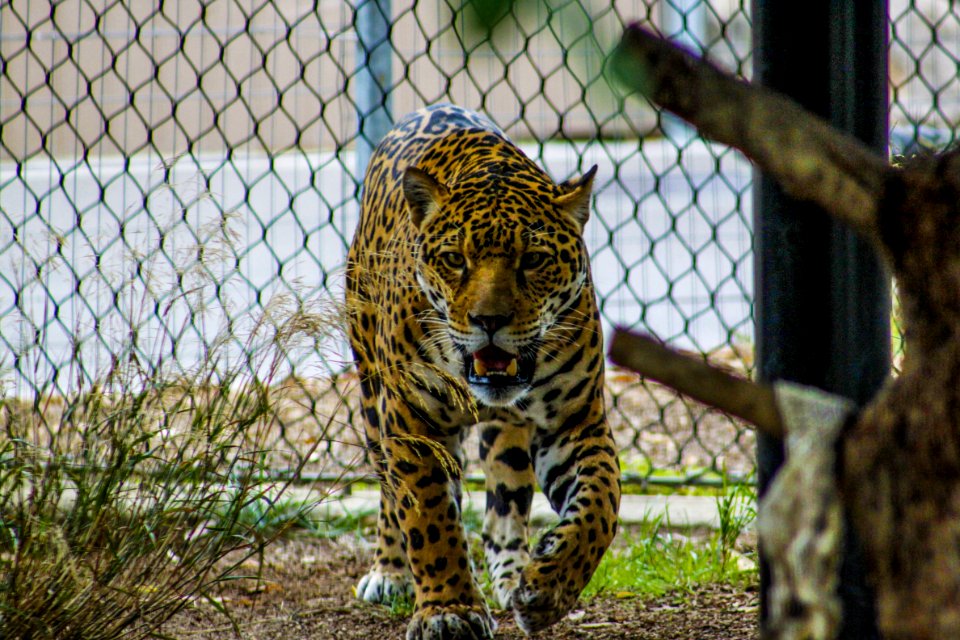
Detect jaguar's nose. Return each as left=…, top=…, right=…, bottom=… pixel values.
left=468, top=313, right=514, bottom=337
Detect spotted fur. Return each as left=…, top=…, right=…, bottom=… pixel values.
left=346, top=105, right=621, bottom=639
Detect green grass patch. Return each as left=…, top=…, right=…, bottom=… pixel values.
left=215, top=492, right=377, bottom=540
left=584, top=483, right=757, bottom=600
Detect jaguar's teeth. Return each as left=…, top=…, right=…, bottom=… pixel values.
left=506, top=358, right=518, bottom=377
left=474, top=359, right=488, bottom=377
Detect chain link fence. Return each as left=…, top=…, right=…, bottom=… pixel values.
left=0, top=0, right=954, bottom=485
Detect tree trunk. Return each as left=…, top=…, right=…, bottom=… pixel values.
left=610, top=25, right=960, bottom=638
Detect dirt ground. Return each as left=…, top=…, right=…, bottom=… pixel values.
left=159, top=533, right=760, bottom=640
left=154, top=351, right=760, bottom=639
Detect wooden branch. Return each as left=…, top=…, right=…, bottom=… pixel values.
left=608, top=328, right=784, bottom=439
left=613, top=24, right=890, bottom=246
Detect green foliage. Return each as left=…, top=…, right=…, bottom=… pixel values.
left=387, top=592, right=417, bottom=618
left=455, top=0, right=622, bottom=114
left=459, top=0, right=514, bottom=35
left=213, top=491, right=320, bottom=540
left=715, top=479, right=757, bottom=574
left=308, top=508, right=379, bottom=539
left=225, top=495, right=378, bottom=541
left=460, top=503, right=486, bottom=535
left=583, top=494, right=757, bottom=600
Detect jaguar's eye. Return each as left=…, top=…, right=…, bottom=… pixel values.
left=441, top=251, right=466, bottom=269
left=520, top=251, right=549, bottom=270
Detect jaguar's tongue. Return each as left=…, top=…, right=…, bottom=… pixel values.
left=472, top=344, right=519, bottom=377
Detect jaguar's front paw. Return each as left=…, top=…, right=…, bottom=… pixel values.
left=510, top=562, right=578, bottom=634
left=355, top=567, right=414, bottom=604
left=405, top=604, right=496, bottom=640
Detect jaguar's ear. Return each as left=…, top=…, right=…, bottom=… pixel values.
left=556, top=164, right=598, bottom=229
left=403, top=166, right=448, bottom=229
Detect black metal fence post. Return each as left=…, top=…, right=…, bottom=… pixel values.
left=752, top=1, right=890, bottom=637
left=354, top=0, right=393, bottom=180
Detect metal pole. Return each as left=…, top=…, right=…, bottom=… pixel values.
left=354, top=0, right=393, bottom=181
left=752, top=1, right=889, bottom=638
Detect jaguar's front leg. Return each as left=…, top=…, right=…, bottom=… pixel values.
left=355, top=375, right=415, bottom=605
left=356, top=483, right=415, bottom=604
left=380, top=401, right=495, bottom=640
left=512, top=399, right=621, bottom=634
left=478, top=420, right=535, bottom=609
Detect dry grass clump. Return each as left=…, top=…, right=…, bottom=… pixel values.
left=0, top=300, right=345, bottom=640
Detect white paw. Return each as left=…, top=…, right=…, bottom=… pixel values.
left=356, top=568, right=414, bottom=604
left=492, top=576, right=520, bottom=610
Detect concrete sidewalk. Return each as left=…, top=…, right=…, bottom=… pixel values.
left=295, top=488, right=736, bottom=530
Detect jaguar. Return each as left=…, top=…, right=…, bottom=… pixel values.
left=345, top=104, right=621, bottom=639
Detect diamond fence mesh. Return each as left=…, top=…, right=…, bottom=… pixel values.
left=0, top=0, right=952, bottom=485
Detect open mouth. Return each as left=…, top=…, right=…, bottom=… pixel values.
left=464, top=344, right=535, bottom=388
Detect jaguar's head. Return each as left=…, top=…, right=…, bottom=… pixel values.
left=404, top=160, right=598, bottom=406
